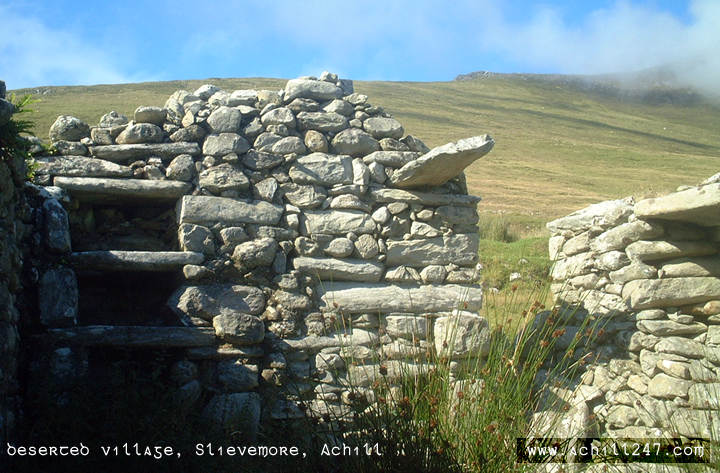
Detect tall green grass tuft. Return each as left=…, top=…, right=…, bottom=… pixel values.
left=313, top=280, right=601, bottom=472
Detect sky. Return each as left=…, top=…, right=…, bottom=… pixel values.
left=1, top=0, right=718, bottom=95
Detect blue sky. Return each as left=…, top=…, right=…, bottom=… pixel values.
left=1, top=0, right=718, bottom=93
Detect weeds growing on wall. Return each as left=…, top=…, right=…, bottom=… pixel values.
left=0, top=94, right=38, bottom=179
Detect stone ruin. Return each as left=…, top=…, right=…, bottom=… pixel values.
left=6, top=72, right=495, bottom=437
left=545, top=174, right=720, bottom=441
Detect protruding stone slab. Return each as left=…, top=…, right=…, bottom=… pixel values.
left=386, top=234, right=478, bottom=267
left=54, top=177, right=192, bottom=202
left=35, top=155, right=133, bottom=178
left=635, top=183, right=720, bottom=225
left=178, top=195, right=283, bottom=226
left=546, top=198, right=634, bottom=233
left=303, top=210, right=375, bottom=235
left=623, top=277, right=720, bottom=309
left=659, top=257, right=720, bottom=278
left=168, top=284, right=266, bottom=320
left=70, top=251, right=203, bottom=271
left=317, top=282, right=482, bottom=314
left=293, top=257, right=383, bottom=282
left=44, top=326, right=216, bottom=347
left=625, top=240, right=716, bottom=262
left=284, top=79, right=343, bottom=102
left=370, top=188, right=481, bottom=207
left=288, top=153, right=352, bottom=186
left=389, top=135, right=494, bottom=188
left=88, top=142, right=201, bottom=162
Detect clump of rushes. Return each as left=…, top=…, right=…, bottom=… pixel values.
left=317, top=278, right=602, bottom=473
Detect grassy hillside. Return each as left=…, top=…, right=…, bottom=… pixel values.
left=12, top=75, right=720, bottom=226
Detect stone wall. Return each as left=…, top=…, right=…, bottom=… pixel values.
left=547, top=174, right=720, bottom=439
left=26, top=73, right=494, bottom=435
left=0, top=80, right=28, bottom=445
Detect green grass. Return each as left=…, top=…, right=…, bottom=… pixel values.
left=12, top=74, right=720, bottom=222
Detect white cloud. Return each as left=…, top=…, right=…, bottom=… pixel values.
left=0, top=4, right=134, bottom=89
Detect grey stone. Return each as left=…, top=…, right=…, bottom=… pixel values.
left=232, top=238, right=277, bottom=269
left=370, top=188, right=481, bottom=207
left=35, top=155, right=132, bottom=179
left=590, top=220, right=664, bottom=253
left=170, top=124, right=207, bottom=143
left=390, top=135, right=494, bottom=188
left=49, top=115, right=90, bottom=142
left=178, top=196, right=283, bottom=226
left=304, top=210, right=375, bottom=235
left=241, top=150, right=283, bottom=171
left=368, top=161, right=386, bottom=183
left=288, top=98, right=320, bottom=112
left=324, top=238, right=355, bottom=258
left=331, top=128, right=380, bottom=156
left=70, top=251, right=203, bottom=271
left=623, top=277, right=720, bottom=309
left=317, top=282, right=482, bottom=313
left=39, top=268, right=78, bottom=327
left=165, top=154, right=196, bottom=181
left=280, top=183, right=326, bottom=209
left=217, top=361, right=259, bottom=392
left=400, top=135, right=431, bottom=153
left=88, top=142, right=201, bottom=162
left=626, top=240, right=716, bottom=262
left=352, top=158, right=370, bottom=186
left=261, top=107, right=296, bottom=128
left=199, top=164, right=249, bottom=193
left=371, top=206, right=391, bottom=224
left=46, top=326, right=216, bottom=347
left=134, top=106, right=166, bottom=125
left=420, top=265, right=447, bottom=283
left=90, top=127, right=115, bottom=145
left=635, top=183, right=720, bottom=225
left=379, top=138, right=410, bottom=151
left=434, top=205, right=478, bottom=224
left=670, top=408, right=720, bottom=439
left=637, top=319, right=707, bottom=337
left=202, top=392, right=261, bottom=439
left=363, top=117, right=403, bottom=139
left=330, top=194, right=370, bottom=212
left=688, top=383, right=720, bottom=409
left=52, top=140, right=88, bottom=156
left=562, top=232, right=591, bottom=256
left=384, top=265, right=422, bottom=283
left=179, top=224, right=215, bottom=255
left=354, top=234, right=378, bottom=259
left=194, top=84, right=220, bottom=100
left=54, top=177, right=191, bottom=202
left=207, top=106, right=243, bottom=133
left=168, top=284, right=266, bottom=320
left=609, top=262, right=657, bottom=284
left=362, top=151, right=419, bottom=167
left=293, top=257, right=383, bottom=282
left=386, top=234, right=478, bottom=266
left=655, top=336, right=705, bottom=359
left=323, top=99, right=353, bottom=116
left=659, top=257, right=720, bottom=278
left=284, top=78, right=342, bottom=102
left=304, top=130, right=328, bottom=153
left=254, top=177, right=278, bottom=202
left=116, top=123, right=163, bottom=144
left=289, top=153, right=352, bottom=186
left=43, top=198, right=71, bottom=253
left=595, top=250, right=630, bottom=271
left=203, top=133, right=250, bottom=156
left=98, top=111, right=129, bottom=127
left=434, top=312, right=490, bottom=359
left=219, top=227, right=249, bottom=246
left=647, top=373, right=692, bottom=399
left=547, top=198, right=634, bottom=233
left=296, top=111, right=348, bottom=133
left=229, top=89, right=258, bottom=106
left=271, top=136, right=306, bottom=155
left=386, top=315, right=428, bottom=340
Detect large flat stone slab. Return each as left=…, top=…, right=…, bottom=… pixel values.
left=88, top=142, right=201, bottom=162
left=635, top=183, right=720, bottom=225
left=303, top=209, right=375, bottom=235
left=317, top=282, right=482, bottom=313
left=293, top=256, right=383, bottom=282
left=54, top=177, right=192, bottom=202
left=370, top=188, right=481, bottom=207
left=386, top=234, right=478, bottom=267
left=70, top=251, right=203, bottom=271
left=44, top=326, right=216, bottom=347
left=35, top=155, right=133, bottom=178
left=178, top=195, right=283, bottom=226
left=623, top=277, right=720, bottom=309
left=389, top=135, right=494, bottom=188
left=547, top=198, right=634, bottom=233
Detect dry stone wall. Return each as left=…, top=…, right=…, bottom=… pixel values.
left=27, top=72, right=494, bottom=434
left=547, top=173, right=720, bottom=440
